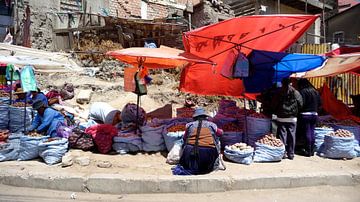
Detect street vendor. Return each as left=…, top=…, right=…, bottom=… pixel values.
left=31, top=88, right=48, bottom=106
left=272, top=78, right=303, bottom=160
left=176, top=108, right=224, bottom=175
left=89, top=102, right=122, bottom=126
left=28, top=100, right=65, bottom=137
left=13, top=88, right=32, bottom=104
left=296, top=78, right=321, bottom=157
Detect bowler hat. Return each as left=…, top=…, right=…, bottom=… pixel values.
left=192, top=107, right=208, bottom=118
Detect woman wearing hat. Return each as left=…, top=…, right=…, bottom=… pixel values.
left=14, top=88, right=32, bottom=104
left=178, top=107, right=224, bottom=175
left=28, top=100, right=65, bottom=137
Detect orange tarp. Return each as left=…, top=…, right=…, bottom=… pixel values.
left=180, top=15, right=318, bottom=96
left=106, top=46, right=213, bottom=69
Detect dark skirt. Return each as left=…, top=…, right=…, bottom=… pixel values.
left=179, top=144, right=218, bottom=175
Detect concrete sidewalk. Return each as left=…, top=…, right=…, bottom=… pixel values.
left=0, top=151, right=359, bottom=194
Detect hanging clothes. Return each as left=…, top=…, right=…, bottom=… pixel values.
left=6, top=64, right=21, bottom=81
left=20, top=65, right=37, bottom=92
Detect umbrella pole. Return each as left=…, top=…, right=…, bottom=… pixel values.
left=9, top=69, right=13, bottom=105
left=136, top=93, right=140, bottom=134
left=243, top=97, right=248, bottom=145
left=24, top=95, right=27, bottom=133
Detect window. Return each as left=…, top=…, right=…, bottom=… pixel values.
left=333, top=31, right=345, bottom=44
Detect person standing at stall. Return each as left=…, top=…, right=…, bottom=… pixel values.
left=177, top=108, right=224, bottom=175
left=296, top=78, right=321, bottom=157
left=272, top=78, right=303, bottom=160
left=28, top=100, right=65, bottom=137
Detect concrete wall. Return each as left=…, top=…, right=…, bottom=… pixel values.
left=327, top=5, right=360, bottom=45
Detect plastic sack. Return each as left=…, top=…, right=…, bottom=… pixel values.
left=0, top=104, right=9, bottom=129
left=322, top=135, right=356, bottom=159
left=18, top=135, right=48, bottom=160
left=233, top=52, right=249, bottom=78
left=0, top=143, right=19, bottom=162
left=113, top=132, right=142, bottom=154
left=163, top=131, right=184, bottom=151
left=38, top=138, right=68, bottom=165
left=246, top=116, right=271, bottom=135
left=331, top=124, right=360, bottom=146
left=253, top=142, right=285, bottom=163
left=355, top=145, right=360, bottom=157
left=314, top=127, right=334, bottom=152
left=220, top=132, right=243, bottom=150
left=85, top=124, right=117, bottom=154
left=140, top=125, right=166, bottom=152
left=0, top=97, right=10, bottom=105
left=166, top=143, right=183, bottom=165
left=68, top=128, right=94, bottom=151
left=9, top=106, right=33, bottom=133
left=220, top=49, right=239, bottom=79
left=224, top=146, right=254, bottom=165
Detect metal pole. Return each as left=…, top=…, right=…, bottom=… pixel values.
left=188, top=13, right=192, bottom=31
left=136, top=93, right=140, bottom=134
left=277, top=0, right=281, bottom=14
left=24, top=95, right=27, bottom=133
left=322, top=0, right=326, bottom=43
left=243, top=97, right=248, bottom=145
left=9, top=69, right=13, bottom=104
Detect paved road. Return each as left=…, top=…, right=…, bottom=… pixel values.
left=0, top=184, right=359, bottom=202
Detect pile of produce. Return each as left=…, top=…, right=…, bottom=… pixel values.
left=316, top=123, right=332, bottom=128
left=0, top=129, right=9, bottom=141
left=222, top=122, right=243, bottom=132
left=249, top=113, right=268, bottom=119
left=12, top=102, right=30, bottom=108
left=226, top=143, right=253, bottom=152
left=44, top=138, right=58, bottom=143
left=27, top=131, right=43, bottom=137
left=257, top=133, right=284, bottom=147
left=167, top=124, right=186, bottom=132
left=0, top=91, right=9, bottom=97
left=329, top=129, right=353, bottom=138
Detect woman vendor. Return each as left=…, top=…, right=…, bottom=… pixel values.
left=28, top=100, right=65, bottom=137
left=177, top=108, right=224, bottom=175
left=89, top=102, right=122, bottom=126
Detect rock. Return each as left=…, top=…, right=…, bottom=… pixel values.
left=97, top=161, right=112, bottom=168
left=74, top=156, right=90, bottom=166
left=76, top=90, right=92, bottom=104
left=61, top=153, right=73, bottom=167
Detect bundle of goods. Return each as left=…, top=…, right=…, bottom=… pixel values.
left=121, top=103, right=146, bottom=126
left=7, top=132, right=24, bottom=150
left=166, top=143, right=183, bottom=165
left=253, top=133, right=285, bottom=162
left=18, top=133, right=48, bottom=160
left=224, top=143, right=254, bottom=165
left=330, top=120, right=360, bottom=146
left=140, top=125, right=166, bottom=152
left=9, top=106, right=33, bottom=133
left=321, top=129, right=357, bottom=159
left=0, top=104, right=9, bottom=129
left=113, top=130, right=142, bottom=154
left=176, top=107, right=195, bottom=118
left=0, top=129, right=9, bottom=142
left=85, top=124, right=117, bottom=154
left=68, top=128, right=94, bottom=151
left=314, top=125, right=334, bottom=152
left=0, top=143, right=19, bottom=162
left=11, top=102, right=31, bottom=108
left=246, top=113, right=271, bottom=135
left=163, top=123, right=186, bottom=151
left=38, top=137, right=68, bottom=165
left=56, top=125, right=74, bottom=139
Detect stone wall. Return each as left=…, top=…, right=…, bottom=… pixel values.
left=192, top=0, right=234, bottom=28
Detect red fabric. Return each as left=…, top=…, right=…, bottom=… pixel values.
left=320, top=84, right=360, bottom=123
left=180, top=15, right=318, bottom=97
left=325, top=46, right=360, bottom=56
left=85, top=124, right=118, bottom=154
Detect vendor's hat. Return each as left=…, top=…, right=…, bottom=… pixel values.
left=193, top=107, right=208, bottom=118
left=32, top=100, right=45, bottom=110
left=14, top=88, right=25, bottom=94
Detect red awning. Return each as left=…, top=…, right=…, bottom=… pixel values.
left=180, top=15, right=318, bottom=96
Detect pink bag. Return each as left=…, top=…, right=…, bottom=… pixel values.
left=85, top=124, right=118, bottom=154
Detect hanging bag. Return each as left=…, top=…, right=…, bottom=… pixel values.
left=220, top=49, right=239, bottom=79
left=233, top=52, right=249, bottom=78
left=134, top=72, right=147, bottom=96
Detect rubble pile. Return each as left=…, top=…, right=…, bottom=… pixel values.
left=205, top=0, right=234, bottom=15
left=95, top=60, right=127, bottom=81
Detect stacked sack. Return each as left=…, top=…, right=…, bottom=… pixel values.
left=331, top=121, right=360, bottom=146
left=38, top=137, right=68, bottom=165
left=247, top=113, right=271, bottom=147
left=320, top=129, right=357, bottom=159
left=0, top=130, right=18, bottom=162
left=113, top=129, right=142, bottom=154
left=9, top=105, right=33, bottom=133
left=253, top=133, right=285, bottom=162
left=224, top=143, right=254, bottom=165
left=18, top=132, right=48, bottom=161
left=314, top=125, right=334, bottom=152
left=163, top=121, right=187, bottom=151
left=0, top=104, right=9, bottom=129
left=140, top=124, right=166, bottom=152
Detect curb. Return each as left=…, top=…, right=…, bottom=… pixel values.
left=0, top=171, right=359, bottom=194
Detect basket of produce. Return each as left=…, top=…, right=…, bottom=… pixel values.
left=322, top=129, right=357, bottom=159
left=253, top=133, right=285, bottom=162
left=0, top=129, right=10, bottom=141
left=224, top=143, right=254, bottom=165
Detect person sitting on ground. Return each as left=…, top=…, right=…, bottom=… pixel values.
left=31, top=88, right=48, bottom=106
left=178, top=108, right=224, bottom=175
left=272, top=78, right=303, bottom=160
left=14, top=88, right=32, bottom=104
left=88, top=102, right=122, bottom=126
left=28, top=100, right=65, bottom=137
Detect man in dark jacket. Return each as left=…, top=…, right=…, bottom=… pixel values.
left=272, top=78, right=303, bottom=160
left=296, top=78, right=321, bottom=156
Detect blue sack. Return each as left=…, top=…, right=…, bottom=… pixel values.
left=331, top=125, right=360, bottom=146
left=224, top=147, right=254, bottom=165
left=322, top=135, right=356, bottom=159
left=18, top=135, right=48, bottom=161
left=253, top=142, right=285, bottom=163
left=163, top=131, right=184, bottom=151
left=113, top=133, right=143, bottom=154
left=38, top=138, right=68, bottom=165
left=141, top=125, right=166, bottom=152
left=0, top=143, right=19, bottom=162
left=314, top=127, right=334, bottom=152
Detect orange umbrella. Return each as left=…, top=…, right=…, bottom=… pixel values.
left=106, top=46, right=214, bottom=69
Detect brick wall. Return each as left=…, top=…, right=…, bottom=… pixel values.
left=147, top=3, right=169, bottom=19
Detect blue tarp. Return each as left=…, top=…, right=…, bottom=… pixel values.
left=243, top=50, right=325, bottom=93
